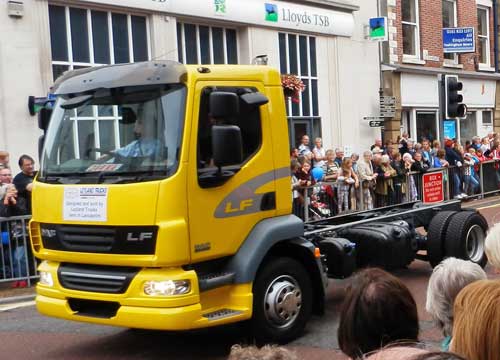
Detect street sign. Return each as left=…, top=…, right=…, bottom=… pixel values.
left=379, top=96, right=396, bottom=117
left=443, top=27, right=475, bottom=53
left=423, top=172, right=444, bottom=204
left=369, top=120, right=384, bottom=127
left=379, top=96, right=396, bottom=105
left=363, top=116, right=384, bottom=121
left=369, top=17, right=388, bottom=41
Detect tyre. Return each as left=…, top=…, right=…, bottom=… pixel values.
left=427, top=211, right=457, bottom=268
left=251, top=257, right=313, bottom=344
left=444, top=211, right=488, bottom=267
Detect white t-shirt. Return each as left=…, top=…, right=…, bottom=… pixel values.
left=312, top=146, right=326, bottom=168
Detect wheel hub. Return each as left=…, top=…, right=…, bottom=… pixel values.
left=465, top=224, right=485, bottom=263
left=264, top=276, right=302, bottom=328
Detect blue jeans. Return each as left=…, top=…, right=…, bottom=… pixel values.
left=464, top=175, right=479, bottom=194
left=12, top=246, right=27, bottom=278
left=453, top=173, right=462, bottom=197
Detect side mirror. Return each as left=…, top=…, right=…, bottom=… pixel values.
left=240, top=92, right=269, bottom=107
left=212, top=125, right=243, bottom=167
left=38, top=108, right=52, bottom=131
left=209, top=92, right=239, bottom=119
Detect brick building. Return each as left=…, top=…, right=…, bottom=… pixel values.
left=380, top=0, right=500, bottom=143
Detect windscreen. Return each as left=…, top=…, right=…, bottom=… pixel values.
left=39, top=84, right=186, bottom=184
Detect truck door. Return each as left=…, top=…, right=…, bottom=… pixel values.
left=187, top=82, right=277, bottom=262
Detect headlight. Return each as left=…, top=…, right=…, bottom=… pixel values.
left=39, top=271, right=54, bottom=287
left=143, top=280, right=191, bottom=296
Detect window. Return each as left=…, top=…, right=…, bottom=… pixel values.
left=442, top=0, right=458, bottom=64
left=177, top=22, right=238, bottom=65
left=278, top=33, right=320, bottom=148
left=482, top=110, right=492, bottom=125
left=49, top=5, right=150, bottom=80
left=48, top=5, right=151, bottom=160
left=197, top=87, right=262, bottom=186
left=477, top=7, right=491, bottom=66
left=416, top=111, right=438, bottom=142
left=402, top=0, right=420, bottom=58
left=460, top=111, right=477, bottom=143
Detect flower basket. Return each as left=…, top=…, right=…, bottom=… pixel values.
left=281, top=74, right=305, bottom=103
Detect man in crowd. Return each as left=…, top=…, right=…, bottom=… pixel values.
left=298, top=135, right=312, bottom=158
left=0, top=166, right=29, bottom=288
left=0, top=151, right=9, bottom=168
left=13, top=155, right=36, bottom=215
left=334, top=148, right=344, bottom=167
left=371, top=138, right=385, bottom=153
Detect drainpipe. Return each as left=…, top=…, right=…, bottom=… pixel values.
left=494, top=0, right=499, bottom=71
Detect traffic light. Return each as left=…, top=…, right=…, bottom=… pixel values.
left=444, top=75, right=467, bottom=118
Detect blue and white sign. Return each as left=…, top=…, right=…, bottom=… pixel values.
left=443, top=120, right=457, bottom=140
left=443, top=27, right=475, bottom=54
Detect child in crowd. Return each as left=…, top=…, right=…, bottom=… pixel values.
left=337, top=158, right=359, bottom=213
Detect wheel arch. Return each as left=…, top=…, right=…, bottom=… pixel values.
left=227, top=215, right=326, bottom=314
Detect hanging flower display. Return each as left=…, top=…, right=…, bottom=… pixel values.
left=281, top=74, right=305, bottom=104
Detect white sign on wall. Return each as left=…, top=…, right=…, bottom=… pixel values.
left=63, top=186, right=108, bottom=222
left=75, top=0, right=355, bottom=37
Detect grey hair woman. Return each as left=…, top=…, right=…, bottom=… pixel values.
left=425, top=257, right=486, bottom=351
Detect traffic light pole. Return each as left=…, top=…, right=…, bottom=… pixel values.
left=439, top=74, right=446, bottom=147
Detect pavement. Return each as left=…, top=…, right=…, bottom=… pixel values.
left=0, top=196, right=498, bottom=359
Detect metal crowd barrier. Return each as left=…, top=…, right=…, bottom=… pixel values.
left=294, top=160, right=500, bottom=222
left=0, top=215, right=37, bottom=286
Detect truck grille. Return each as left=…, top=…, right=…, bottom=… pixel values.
left=58, top=263, right=139, bottom=294
left=40, top=224, right=157, bottom=254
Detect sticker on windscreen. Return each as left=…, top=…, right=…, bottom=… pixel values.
left=86, top=163, right=122, bottom=172
left=63, top=186, right=108, bottom=222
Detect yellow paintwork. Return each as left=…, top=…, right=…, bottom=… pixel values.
left=36, top=261, right=253, bottom=329
left=32, top=64, right=291, bottom=330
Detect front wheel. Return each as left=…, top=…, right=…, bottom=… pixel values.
left=251, top=257, right=312, bottom=344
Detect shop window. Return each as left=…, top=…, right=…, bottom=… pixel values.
left=197, top=87, right=262, bottom=174
left=477, top=7, right=491, bottom=67
left=49, top=5, right=150, bottom=79
left=442, top=0, right=458, bottom=64
left=460, top=112, right=477, bottom=143
left=416, top=111, right=437, bottom=142
left=177, top=22, right=238, bottom=65
left=278, top=32, right=320, bottom=148
left=402, top=0, right=420, bottom=58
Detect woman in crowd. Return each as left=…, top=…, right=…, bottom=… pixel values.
left=338, top=268, right=420, bottom=360
left=451, top=279, right=500, bottom=360
left=337, top=158, right=359, bottom=213
left=312, top=137, right=326, bottom=168
left=375, top=155, right=396, bottom=207
left=391, top=152, right=406, bottom=203
left=411, top=152, right=430, bottom=173
left=403, top=153, right=418, bottom=201
left=357, top=151, right=377, bottom=210
left=425, top=258, right=486, bottom=351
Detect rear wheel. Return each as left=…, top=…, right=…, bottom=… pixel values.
left=427, top=211, right=457, bottom=268
left=444, top=211, right=488, bottom=267
left=251, top=257, right=312, bottom=344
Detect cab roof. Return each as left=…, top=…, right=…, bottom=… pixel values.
left=51, top=61, right=281, bottom=96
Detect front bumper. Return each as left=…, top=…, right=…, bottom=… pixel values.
left=36, top=261, right=253, bottom=330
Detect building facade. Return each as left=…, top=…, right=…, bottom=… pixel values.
left=0, top=0, right=381, bottom=164
left=381, top=0, right=500, bottom=143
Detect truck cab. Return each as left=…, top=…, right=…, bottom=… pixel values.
left=31, top=61, right=324, bottom=342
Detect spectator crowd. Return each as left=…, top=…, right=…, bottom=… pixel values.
left=291, top=133, right=500, bottom=218
left=0, top=151, right=36, bottom=287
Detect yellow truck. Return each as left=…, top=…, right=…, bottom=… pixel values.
left=30, top=61, right=488, bottom=342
